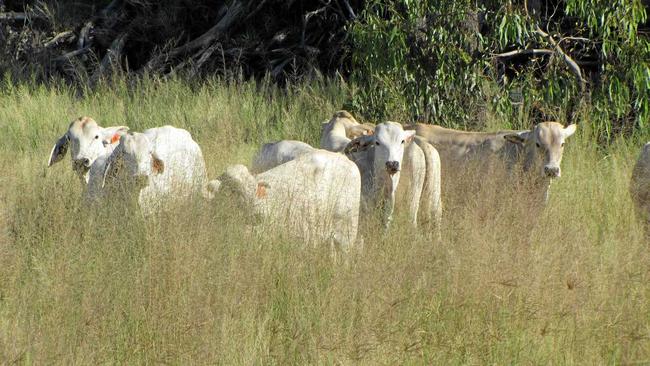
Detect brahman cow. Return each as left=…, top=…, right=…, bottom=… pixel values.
left=409, top=121, right=577, bottom=203
left=345, top=122, right=442, bottom=231
left=502, top=122, right=577, bottom=202
left=208, top=150, right=361, bottom=254
left=631, top=142, right=650, bottom=230
left=99, top=126, right=207, bottom=214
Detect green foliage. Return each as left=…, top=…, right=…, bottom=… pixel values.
left=349, top=0, right=484, bottom=126
left=350, top=0, right=650, bottom=139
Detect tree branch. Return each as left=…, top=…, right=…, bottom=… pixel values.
left=535, top=26, right=586, bottom=91
left=0, top=12, right=45, bottom=22
left=145, top=1, right=248, bottom=71
left=492, top=48, right=554, bottom=59
left=43, top=31, right=75, bottom=48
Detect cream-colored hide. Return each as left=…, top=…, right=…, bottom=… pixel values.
left=100, top=126, right=207, bottom=214
left=209, top=150, right=361, bottom=254
left=345, top=122, right=442, bottom=232
left=320, top=110, right=374, bottom=153
left=251, top=140, right=315, bottom=173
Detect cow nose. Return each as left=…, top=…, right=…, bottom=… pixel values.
left=385, top=161, right=400, bottom=175
left=544, top=166, right=560, bottom=177
left=74, top=158, right=91, bottom=168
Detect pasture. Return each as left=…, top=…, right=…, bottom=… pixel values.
left=0, top=78, right=648, bottom=364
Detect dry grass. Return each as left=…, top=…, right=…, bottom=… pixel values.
left=0, top=78, right=648, bottom=364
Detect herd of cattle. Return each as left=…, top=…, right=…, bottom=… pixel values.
left=47, top=112, right=650, bottom=254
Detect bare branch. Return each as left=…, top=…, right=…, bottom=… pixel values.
left=302, top=6, right=329, bottom=47
left=0, top=12, right=46, bottom=22
left=95, top=32, right=128, bottom=78
left=43, top=31, right=75, bottom=48
left=339, top=0, right=357, bottom=20
left=78, top=21, right=94, bottom=50
left=53, top=47, right=91, bottom=63
left=535, top=26, right=586, bottom=91
left=145, top=1, right=248, bottom=71
left=492, top=49, right=554, bottom=59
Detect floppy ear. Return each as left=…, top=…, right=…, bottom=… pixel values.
left=151, top=153, right=165, bottom=175
left=101, top=126, right=129, bottom=146
left=563, top=124, right=577, bottom=138
left=48, top=134, right=69, bottom=167
left=403, top=130, right=416, bottom=144
left=503, top=131, right=529, bottom=145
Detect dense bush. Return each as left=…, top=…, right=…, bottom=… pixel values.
left=349, top=0, right=650, bottom=139
left=1, top=0, right=649, bottom=139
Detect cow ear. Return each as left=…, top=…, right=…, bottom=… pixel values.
left=563, top=124, right=577, bottom=138
left=255, top=181, right=270, bottom=198
left=48, top=134, right=69, bottom=167
left=504, top=132, right=528, bottom=145
left=102, top=133, right=123, bottom=147
left=151, top=153, right=165, bottom=175
left=102, top=126, right=129, bottom=146
left=403, top=130, right=416, bottom=144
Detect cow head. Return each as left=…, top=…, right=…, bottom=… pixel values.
left=370, top=122, right=415, bottom=177
left=504, top=122, right=577, bottom=179
left=345, top=122, right=415, bottom=177
left=208, top=164, right=268, bottom=215
left=48, top=116, right=128, bottom=182
left=103, top=132, right=164, bottom=189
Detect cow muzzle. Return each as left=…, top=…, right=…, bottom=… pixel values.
left=72, top=158, right=91, bottom=173
left=385, top=161, right=400, bottom=175
left=544, top=165, right=560, bottom=178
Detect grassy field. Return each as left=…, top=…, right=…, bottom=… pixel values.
left=0, top=78, right=648, bottom=364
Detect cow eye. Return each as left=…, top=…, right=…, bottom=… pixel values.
left=95, top=135, right=99, bottom=139
left=375, top=141, right=380, bottom=146
left=536, top=142, right=541, bottom=148
left=561, top=142, right=565, bottom=147
left=401, top=140, right=405, bottom=144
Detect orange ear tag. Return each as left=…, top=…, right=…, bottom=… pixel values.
left=110, top=133, right=121, bottom=144
left=255, top=183, right=267, bottom=198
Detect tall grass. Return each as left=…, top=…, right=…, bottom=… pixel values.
left=0, top=77, right=648, bottom=364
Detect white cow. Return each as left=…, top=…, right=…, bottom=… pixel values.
left=345, top=122, right=442, bottom=230
left=208, top=150, right=361, bottom=254
left=251, top=140, right=315, bottom=173
left=100, top=126, right=207, bottom=214
left=48, top=116, right=129, bottom=184
left=631, top=142, right=650, bottom=230
left=320, top=110, right=374, bottom=152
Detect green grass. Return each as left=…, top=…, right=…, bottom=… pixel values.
left=0, top=77, right=648, bottom=364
